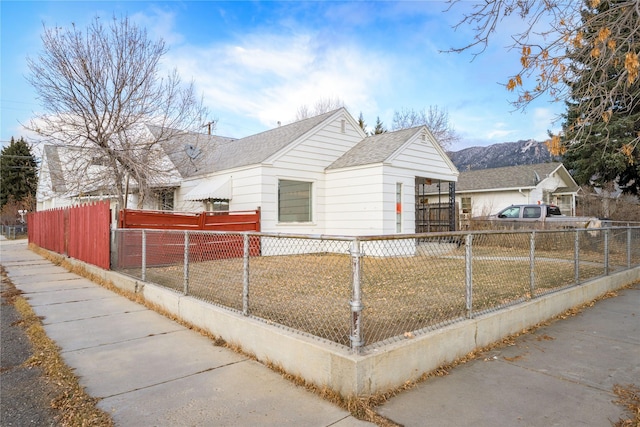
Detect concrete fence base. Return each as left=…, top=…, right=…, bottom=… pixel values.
left=54, top=251, right=640, bottom=397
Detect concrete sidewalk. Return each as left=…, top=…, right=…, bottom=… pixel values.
left=0, top=239, right=372, bottom=427
left=2, top=238, right=638, bottom=426
left=377, top=281, right=640, bottom=426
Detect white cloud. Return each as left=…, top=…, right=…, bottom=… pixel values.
left=131, top=8, right=183, bottom=46
left=165, top=30, right=390, bottom=132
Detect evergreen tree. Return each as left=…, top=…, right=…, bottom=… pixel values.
left=357, top=112, right=368, bottom=134
left=0, top=137, right=38, bottom=208
left=560, top=0, right=640, bottom=195
left=372, top=116, right=386, bottom=135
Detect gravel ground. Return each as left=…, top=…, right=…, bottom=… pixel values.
left=1, top=276, right=59, bottom=426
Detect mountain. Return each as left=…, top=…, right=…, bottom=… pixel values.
left=447, top=140, right=554, bottom=171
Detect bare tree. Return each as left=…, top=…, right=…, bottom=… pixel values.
left=27, top=15, right=208, bottom=208
left=392, top=106, right=460, bottom=150
left=446, top=0, right=640, bottom=159
left=294, top=96, right=345, bottom=121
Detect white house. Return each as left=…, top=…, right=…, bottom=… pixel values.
left=422, top=163, right=580, bottom=222
left=37, top=108, right=459, bottom=236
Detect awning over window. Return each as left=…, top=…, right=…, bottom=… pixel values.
left=183, top=177, right=232, bottom=201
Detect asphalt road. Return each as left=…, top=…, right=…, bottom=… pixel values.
left=1, top=272, right=59, bottom=426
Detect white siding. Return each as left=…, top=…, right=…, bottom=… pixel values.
left=382, top=166, right=417, bottom=234
left=390, top=134, right=458, bottom=181
left=263, top=113, right=365, bottom=234
left=325, top=166, right=386, bottom=235
left=177, top=166, right=263, bottom=213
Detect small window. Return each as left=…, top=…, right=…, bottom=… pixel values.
left=547, top=205, right=562, bottom=216
left=498, top=207, right=520, bottom=218
left=156, top=189, right=174, bottom=211
left=523, top=207, right=541, bottom=218
left=278, top=180, right=312, bottom=222
left=341, top=119, right=346, bottom=133
left=205, top=199, right=229, bottom=212
left=461, top=197, right=472, bottom=214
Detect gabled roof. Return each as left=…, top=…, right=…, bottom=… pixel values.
left=425, top=162, right=577, bottom=193
left=43, top=145, right=67, bottom=193
left=327, top=127, right=423, bottom=170
left=151, top=126, right=234, bottom=178
left=193, top=109, right=343, bottom=175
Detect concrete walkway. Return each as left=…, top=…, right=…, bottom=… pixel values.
left=0, top=239, right=372, bottom=427
left=377, top=280, right=640, bottom=426
left=2, top=238, right=639, bottom=426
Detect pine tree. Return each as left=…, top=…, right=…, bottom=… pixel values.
left=560, top=0, right=640, bottom=195
left=372, top=116, right=386, bottom=135
left=0, top=137, right=38, bottom=208
left=357, top=112, right=367, bottom=134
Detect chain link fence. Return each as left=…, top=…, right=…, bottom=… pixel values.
left=112, top=226, right=640, bottom=352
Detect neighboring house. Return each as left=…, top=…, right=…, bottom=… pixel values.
left=36, top=127, right=231, bottom=214
left=37, top=108, right=459, bottom=235
left=422, top=163, right=580, bottom=222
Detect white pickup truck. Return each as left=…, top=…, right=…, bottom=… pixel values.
left=487, top=204, right=602, bottom=229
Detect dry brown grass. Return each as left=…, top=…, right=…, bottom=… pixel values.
left=128, top=243, right=607, bottom=347
left=1, top=266, right=113, bottom=427
left=613, top=384, right=640, bottom=427
left=24, top=244, right=638, bottom=427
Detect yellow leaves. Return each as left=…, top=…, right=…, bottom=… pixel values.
left=572, top=32, right=584, bottom=48
left=590, top=28, right=612, bottom=58
left=621, top=144, right=636, bottom=164
left=624, top=52, right=639, bottom=84
left=589, top=0, right=601, bottom=7
left=545, top=135, right=567, bottom=156
left=597, top=27, right=611, bottom=43
left=507, top=74, right=523, bottom=91
left=602, top=110, right=612, bottom=123
left=520, top=45, right=531, bottom=68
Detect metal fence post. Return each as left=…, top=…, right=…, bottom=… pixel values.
left=350, top=239, right=363, bottom=353
left=529, top=231, right=536, bottom=298
left=243, top=233, right=250, bottom=316
left=574, top=230, right=580, bottom=284
left=627, top=227, right=632, bottom=269
left=465, top=233, right=473, bottom=318
left=183, top=231, right=190, bottom=295
left=141, top=229, right=147, bottom=282
left=604, top=228, right=610, bottom=275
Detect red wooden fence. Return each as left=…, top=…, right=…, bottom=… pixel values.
left=118, top=208, right=260, bottom=231
left=115, top=209, right=261, bottom=269
left=28, top=202, right=111, bottom=270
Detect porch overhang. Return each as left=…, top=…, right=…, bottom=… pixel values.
left=184, top=177, right=232, bottom=201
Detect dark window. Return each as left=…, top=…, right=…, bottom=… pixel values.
left=278, top=180, right=312, bottom=222
left=547, top=205, right=562, bottom=216
left=523, top=207, right=541, bottom=218
left=157, top=189, right=174, bottom=211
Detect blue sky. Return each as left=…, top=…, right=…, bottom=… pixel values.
left=1, top=1, right=564, bottom=152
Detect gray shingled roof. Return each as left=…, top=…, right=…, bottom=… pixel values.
left=153, top=126, right=234, bottom=178
left=327, top=127, right=422, bottom=170
left=424, top=162, right=568, bottom=193
left=191, top=109, right=340, bottom=176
